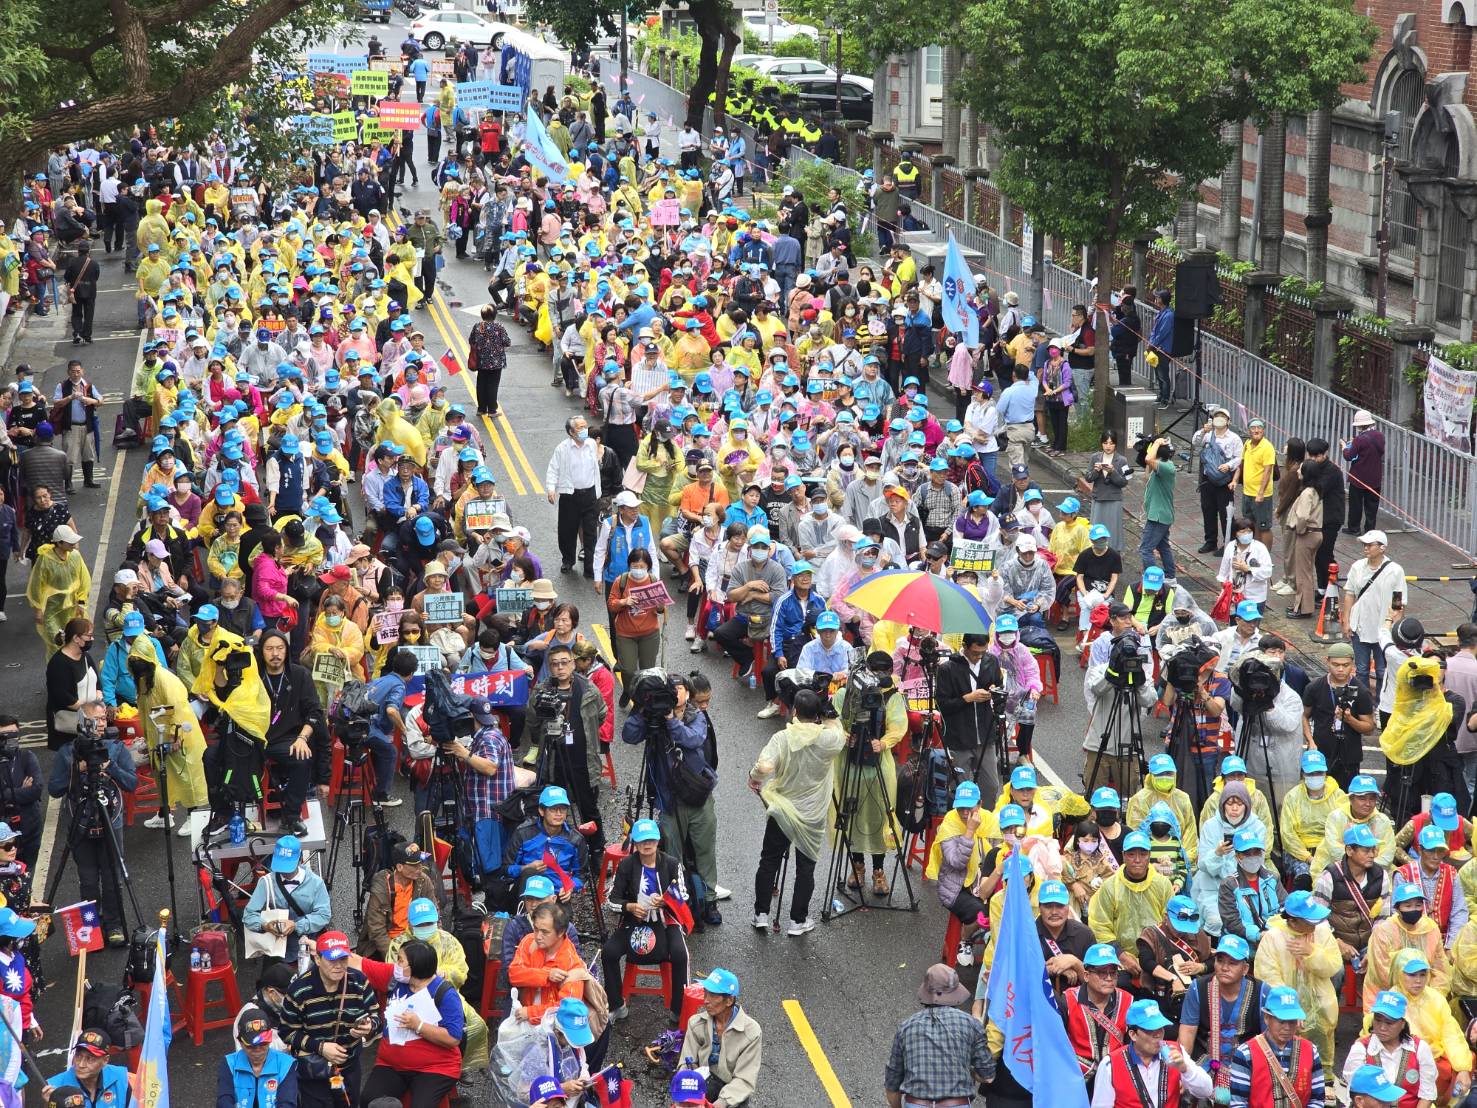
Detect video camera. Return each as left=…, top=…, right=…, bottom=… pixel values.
left=1163, top=638, right=1218, bottom=697
left=74, top=713, right=110, bottom=769
left=1105, top=630, right=1148, bottom=690
left=778, top=668, right=836, bottom=716
left=1231, top=654, right=1282, bottom=713
left=630, top=668, right=680, bottom=723
left=423, top=668, right=476, bottom=746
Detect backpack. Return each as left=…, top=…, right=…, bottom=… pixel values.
left=430, top=978, right=467, bottom=1048
left=1200, top=438, right=1236, bottom=486
left=330, top=680, right=379, bottom=732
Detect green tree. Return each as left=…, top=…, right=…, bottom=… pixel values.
left=0, top=0, right=350, bottom=217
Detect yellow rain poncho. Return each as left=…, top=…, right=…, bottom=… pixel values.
left=1364, top=910, right=1452, bottom=1009
left=1126, top=776, right=1198, bottom=856
left=195, top=633, right=270, bottom=740
left=1449, top=917, right=1477, bottom=998
left=829, top=684, right=904, bottom=857
left=130, top=635, right=208, bottom=808
left=1254, top=914, right=1342, bottom=1063
left=26, top=543, right=91, bottom=657
left=983, top=784, right=1089, bottom=842
left=373, top=398, right=427, bottom=467
left=749, top=720, right=847, bottom=860
left=1087, top=865, right=1174, bottom=952
left=925, top=807, right=992, bottom=887
left=1279, top=779, right=1349, bottom=862
left=1382, top=654, right=1454, bottom=765
left=135, top=199, right=170, bottom=255
left=1367, top=949, right=1475, bottom=1072
left=1311, top=805, right=1397, bottom=873
left=305, top=614, right=367, bottom=708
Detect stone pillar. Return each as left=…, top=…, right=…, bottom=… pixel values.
left=1311, top=292, right=1353, bottom=391
left=1242, top=271, right=1282, bottom=355
left=961, top=108, right=978, bottom=169
left=1257, top=113, right=1287, bottom=275
left=999, top=199, right=1013, bottom=242
left=1388, top=322, right=1435, bottom=426
left=962, top=167, right=988, bottom=226
left=929, top=154, right=955, bottom=210
left=1219, top=120, right=1245, bottom=259
left=869, top=128, right=891, bottom=179
left=843, top=119, right=866, bottom=167
left=1132, top=238, right=1151, bottom=293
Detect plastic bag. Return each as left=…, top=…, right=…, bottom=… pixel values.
left=489, top=1005, right=553, bottom=1108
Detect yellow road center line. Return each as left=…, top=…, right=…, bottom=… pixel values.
left=782, top=999, right=853, bottom=1107
left=590, top=622, right=616, bottom=667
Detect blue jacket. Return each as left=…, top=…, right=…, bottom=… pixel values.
left=100, top=634, right=168, bottom=707
left=622, top=712, right=708, bottom=813
left=410, top=58, right=431, bottom=81
left=216, top=1047, right=298, bottom=1108
left=902, top=309, right=935, bottom=357
left=368, top=674, right=406, bottom=744
left=770, top=588, right=825, bottom=656
left=0, top=504, right=19, bottom=557
left=49, top=1063, right=135, bottom=1108
left=503, top=821, right=587, bottom=892
left=242, top=866, right=333, bottom=936
left=601, top=514, right=653, bottom=586
left=384, top=476, right=430, bottom=520
left=1148, top=303, right=1175, bottom=352
left=48, top=739, right=137, bottom=830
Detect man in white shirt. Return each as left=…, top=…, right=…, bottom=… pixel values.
left=679, top=125, right=702, bottom=170
left=1192, top=405, right=1244, bottom=553
left=1091, top=998, right=1214, bottom=1108
left=544, top=415, right=602, bottom=578
left=1341, top=529, right=1405, bottom=698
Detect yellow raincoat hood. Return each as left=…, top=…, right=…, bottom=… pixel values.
left=1381, top=654, right=1453, bottom=765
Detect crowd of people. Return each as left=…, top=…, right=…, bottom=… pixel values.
left=2, top=20, right=1468, bottom=1108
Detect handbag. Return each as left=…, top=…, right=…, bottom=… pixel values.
left=622, top=454, right=647, bottom=496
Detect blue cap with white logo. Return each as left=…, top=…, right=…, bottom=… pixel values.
left=271, top=835, right=302, bottom=874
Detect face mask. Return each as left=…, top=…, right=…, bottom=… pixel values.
left=629, top=567, right=649, bottom=581
left=535, top=600, right=553, bottom=611
left=1213, top=417, right=1228, bottom=430
left=222, top=598, right=241, bottom=610
left=1236, top=533, right=1252, bottom=546
left=858, top=553, right=878, bottom=568
left=904, top=387, right=918, bottom=398
left=839, top=456, right=855, bottom=469
left=1238, top=855, right=1263, bottom=874
left=575, top=428, right=588, bottom=442
left=751, top=549, right=769, bottom=563
left=1174, top=612, right=1193, bottom=625
left=1095, top=811, right=1116, bottom=827
left=813, top=505, right=829, bottom=518
left=410, top=924, right=438, bottom=942
left=326, top=614, right=344, bottom=627
left=1399, top=907, right=1424, bottom=926
left=1305, top=775, right=1327, bottom=793
left=391, top=964, right=408, bottom=982
left=901, top=464, right=919, bottom=478
left=997, top=632, right=1017, bottom=647
left=1150, top=823, right=1171, bottom=838
left=1152, top=776, right=1175, bottom=793
left=1079, top=839, right=1100, bottom=855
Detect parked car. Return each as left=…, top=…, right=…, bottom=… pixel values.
left=747, top=56, right=835, bottom=79
left=740, top=12, right=819, bottom=41
left=790, top=74, right=873, bottom=122
left=408, top=8, right=502, bottom=48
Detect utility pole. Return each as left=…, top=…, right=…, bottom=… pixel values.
left=1375, top=110, right=1400, bottom=318
left=619, top=5, right=628, bottom=94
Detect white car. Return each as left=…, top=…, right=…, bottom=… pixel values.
left=740, top=12, right=819, bottom=41
left=408, top=9, right=501, bottom=49
left=746, top=55, right=835, bottom=79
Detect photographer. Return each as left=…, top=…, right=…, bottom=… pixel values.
left=45, top=699, right=136, bottom=948
left=258, top=630, right=324, bottom=827
left=1302, top=642, right=1375, bottom=788
left=1081, top=603, right=1156, bottom=794
left=936, top=634, right=1005, bottom=804
left=1228, top=648, right=1307, bottom=806
left=529, top=644, right=607, bottom=847
left=0, top=717, right=43, bottom=873
left=832, top=651, right=905, bottom=897
left=442, top=697, right=516, bottom=886
left=621, top=675, right=723, bottom=925
left=1161, top=648, right=1232, bottom=808
left=749, top=689, right=846, bottom=936
left=365, top=649, right=418, bottom=807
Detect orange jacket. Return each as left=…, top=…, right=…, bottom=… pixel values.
left=507, top=933, right=585, bottom=1022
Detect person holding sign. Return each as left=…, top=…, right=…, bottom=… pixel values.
left=303, top=594, right=366, bottom=709
left=605, top=549, right=665, bottom=695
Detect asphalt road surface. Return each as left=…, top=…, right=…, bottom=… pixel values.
left=14, top=15, right=1381, bottom=1106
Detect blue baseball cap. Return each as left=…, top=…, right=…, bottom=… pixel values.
left=1393, top=881, right=1426, bottom=906
left=1344, top=823, right=1379, bottom=848
left=554, top=997, right=594, bottom=1046
left=407, top=897, right=439, bottom=926
left=527, top=1076, right=563, bottom=1102
left=121, top=612, right=146, bottom=639
left=1142, top=566, right=1165, bottom=590
left=1126, top=999, right=1173, bottom=1031
left=1370, top=990, right=1408, bottom=1021
left=1300, top=750, right=1328, bottom=774
left=1123, top=830, right=1152, bottom=853
left=271, top=835, right=302, bottom=873
left=997, top=804, right=1026, bottom=830
left=630, top=819, right=661, bottom=843
left=789, top=560, right=815, bottom=576
left=1232, top=828, right=1264, bottom=853
left=953, top=781, right=981, bottom=809
left=414, top=516, right=436, bottom=542
left=214, top=486, right=234, bottom=507
left=1148, top=753, right=1176, bottom=776
left=1235, top=599, right=1262, bottom=621
left=1084, top=943, right=1120, bottom=968
left=1037, top=880, right=1070, bottom=906
left=521, top=875, right=557, bottom=900
left=1166, top=895, right=1201, bottom=934
left=1349, top=1065, right=1405, bottom=1103
left=1009, top=765, right=1037, bottom=790
left=671, top=1069, right=707, bottom=1103
left=1400, top=952, right=1432, bottom=973
left=1432, top=791, right=1460, bottom=830
left=1348, top=774, right=1380, bottom=795
left=1220, top=755, right=1248, bottom=776
left=539, top=786, right=571, bottom=809
left=815, top=611, right=841, bottom=631
left=967, top=490, right=989, bottom=509
left=1282, top=890, right=1330, bottom=921
left=1089, top=786, right=1120, bottom=810
left=697, top=967, right=739, bottom=996
left=195, top=605, right=219, bottom=622
left=994, top=613, right=1019, bottom=634
left=1262, top=986, right=1306, bottom=1021
left=1419, top=824, right=1449, bottom=851
left=1215, top=933, right=1251, bottom=962
left=1089, top=523, right=1111, bottom=541
left=1056, top=496, right=1081, bottom=513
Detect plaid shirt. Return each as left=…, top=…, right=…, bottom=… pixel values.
left=884, top=1006, right=995, bottom=1100
left=463, top=724, right=515, bottom=821
left=599, top=381, right=638, bottom=425
left=918, top=480, right=962, bottom=531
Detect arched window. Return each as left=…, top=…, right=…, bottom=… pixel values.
left=1436, top=136, right=1471, bottom=327
left=1388, top=68, right=1425, bottom=261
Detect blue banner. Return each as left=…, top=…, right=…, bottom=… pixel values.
left=138, top=929, right=172, bottom=1108
left=942, top=232, right=980, bottom=346
left=405, top=670, right=530, bottom=707
left=522, top=106, right=570, bottom=184
left=307, top=51, right=368, bottom=77
left=984, top=852, right=1091, bottom=1106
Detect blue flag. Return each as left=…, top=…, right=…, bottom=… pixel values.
left=137, top=929, right=172, bottom=1108
left=522, top=106, right=570, bottom=185
left=984, top=852, right=1091, bottom=1107
left=941, top=232, right=980, bottom=347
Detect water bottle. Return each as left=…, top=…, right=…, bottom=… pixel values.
left=202, top=949, right=212, bottom=971
left=229, top=811, right=246, bottom=845
left=831, top=898, right=844, bottom=915
left=190, top=948, right=201, bottom=973
left=748, top=672, right=757, bottom=691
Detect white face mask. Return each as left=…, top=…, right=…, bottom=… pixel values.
left=1305, top=774, right=1327, bottom=794
left=1079, top=839, right=1100, bottom=855
left=535, top=600, right=553, bottom=611
left=629, top=567, right=649, bottom=581
left=751, top=549, right=769, bottom=563
left=1213, top=417, right=1229, bottom=431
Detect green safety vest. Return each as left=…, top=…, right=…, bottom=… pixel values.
left=801, top=122, right=820, bottom=142
left=895, top=161, right=920, bottom=183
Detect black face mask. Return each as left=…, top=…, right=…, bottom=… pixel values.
left=1150, top=823, right=1170, bottom=838
left=1095, top=811, right=1117, bottom=828
left=1399, top=907, right=1424, bottom=926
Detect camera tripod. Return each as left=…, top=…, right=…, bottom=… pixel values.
left=1085, top=681, right=1149, bottom=796
left=324, top=743, right=376, bottom=931
left=143, top=707, right=184, bottom=950
left=1234, top=706, right=1282, bottom=839
left=43, top=740, right=145, bottom=946
left=422, top=739, right=486, bottom=916
left=534, top=702, right=609, bottom=941
left=1165, top=694, right=1213, bottom=814
left=823, top=710, right=919, bottom=921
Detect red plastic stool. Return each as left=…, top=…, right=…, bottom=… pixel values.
left=595, top=843, right=628, bottom=912
left=1034, top=650, right=1059, bottom=704
left=183, top=961, right=243, bottom=1046
left=479, top=958, right=505, bottom=1019
left=905, top=814, right=942, bottom=870
left=1340, top=961, right=1363, bottom=1013
left=602, top=751, right=617, bottom=789
left=678, top=983, right=705, bottom=1031
left=125, top=759, right=162, bottom=828
left=327, top=739, right=346, bottom=803
left=622, top=962, right=672, bottom=1004
left=941, top=914, right=963, bottom=967
left=733, top=638, right=768, bottom=683
left=137, top=970, right=188, bottom=1034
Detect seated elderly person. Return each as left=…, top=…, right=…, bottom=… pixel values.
left=996, top=533, right=1060, bottom=676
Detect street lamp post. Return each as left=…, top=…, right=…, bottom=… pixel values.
left=619, top=5, right=628, bottom=94
left=1375, top=110, right=1400, bottom=318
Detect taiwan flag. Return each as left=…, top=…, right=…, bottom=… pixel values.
left=592, top=1065, right=633, bottom=1108
left=440, top=349, right=462, bottom=376
left=57, top=902, right=104, bottom=955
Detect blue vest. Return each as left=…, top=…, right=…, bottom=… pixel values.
left=276, top=452, right=305, bottom=515
left=603, top=515, right=652, bottom=584
left=48, top=1064, right=135, bottom=1108
left=223, top=1047, right=295, bottom=1108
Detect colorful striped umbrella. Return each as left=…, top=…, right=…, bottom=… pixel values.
left=842, top=570, right=994, bottom=635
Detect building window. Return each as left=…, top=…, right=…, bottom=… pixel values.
left=919, top=46, right=942, bottom=128
left=1388, top=68, right=1424, bottom=262
left=1436, top=141, right=1471, bottom=329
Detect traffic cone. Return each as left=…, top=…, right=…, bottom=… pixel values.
left=1313, top=562, right=1342, bottom=642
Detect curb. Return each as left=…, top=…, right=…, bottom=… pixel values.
left=0, top=308, right=29, bottom=373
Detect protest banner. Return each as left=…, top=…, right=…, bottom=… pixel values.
left=495, top=586, right=533, bottom=615
left=332, top=111, right=358, bottom=141
left=361, top=118, right=392, bottom=144
left=351, top=69, right=390, bottom=98
left=451, top=671, right=530, bottom=707
left=899, top=675, right=933, bottom=713
left=375, top=101, right=423, bottom=130
left=951, top=539, right=995, bottom=573
left=485, top=84, right=525, bottom=112
left=455, top=80, right=495, bottom=110
left=404, top=645, right=445, bottom=675
left=649, top=198, right=681, bottom=226
left=372, top=609, right=402, bottom=645
left=1423, top=353, right=1476, bottom=453
left=463, top=499, right=504, bottom=531
left=423, top=591, right=466, bottom=624
left=627, top=580, right=673, bottom=613
left=310, top=651, right=348, bottom=691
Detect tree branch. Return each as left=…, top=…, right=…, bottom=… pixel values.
left=49, top=34, right=119, bottom=66
left=138, top=0, right=226, bottom=31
